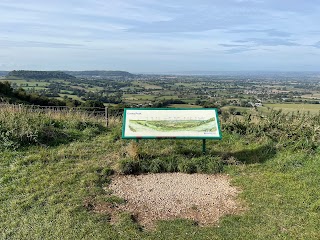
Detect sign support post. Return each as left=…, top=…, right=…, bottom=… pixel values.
left=202, top=139, right=206, bottom=154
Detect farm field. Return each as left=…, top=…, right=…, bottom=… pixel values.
left=169, top=104, right=201, bottom=108
left=56, top=94, right=83, bottom=101
left=301, top=93, right=320, bottom=99
left=123, top=94, right=155, bottom=101
left=1, top=71, right=320, bottom=111
left=264, top=103, right=320, bottom=114
left=132, top=81, right=163, bottom=89
left=3, top=78, right=50, bottom=87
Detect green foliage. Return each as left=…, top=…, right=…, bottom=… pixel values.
left=104, top=195, right=126, bottom=205
left=0, top=81, right=67, bottom=106
left=162, top=156, right=179, bottom=172
left=178, top=160, right=197, bottom=174
left=7, top=70, right=75, bottom=80
left=1, top=104, right=320, bottom=239
left=0, top=105, right=107, bottom=149
left=13, top=88, right=66, bottom=106
left=193, top=156, right=224, bottom=173
left=108, top=125, right=122, bottom=142
left=0, top=81, right=13, bottom=95
left=118, top=158, right=140, bottom=174
left=152, top=99, right=186, bottom=108
left=80, top=100, right=105, bottom=109
left=118, top=155, right=223, bottom=175
left=223, top=110, right=320, bottom=151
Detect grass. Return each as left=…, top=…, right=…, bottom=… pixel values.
left=0, top=105, right=107, bottom=148
left=1, top=105, right=320, bottom=239
left=221, top=106, right=250, bottom=112
left=131, top=81, right=163, bottom=90
left=57, top=93, right=83, bottom=101
left=264, top=103, right=320, bottom=114
left=123, top=94, right=155, bottom=101
left=156, top=95, right=181, bottom=100
left=169, top=104, right=202, bottom=108
left=3, top=78, right=50, bottom=87
left=301, top=93, right=320, bottom=99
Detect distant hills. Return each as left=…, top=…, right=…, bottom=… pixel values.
left=65, top=70, right=135, bottom=78
left=7, top=70, right=76, bottom=80
left=0, top=71, right=9, bottom=77
left=3, top=70, right=135, bottom=79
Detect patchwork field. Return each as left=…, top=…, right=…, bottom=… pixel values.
left=1, top=72, right=320, bottom=111
left=301, top=93, right=320, bottom=99
left=264, top=103, right=320, bottom=114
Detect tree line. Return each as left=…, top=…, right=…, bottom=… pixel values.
left=7, top=70, right=76, bottom=80
left=0, top=81, right=106, bottom=109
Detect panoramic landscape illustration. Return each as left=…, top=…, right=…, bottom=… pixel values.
left=123, top=109, right=221, bottom=138
left=129, top=117, right=217, bottom=132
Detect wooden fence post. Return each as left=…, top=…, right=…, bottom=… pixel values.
left=105, top=107, right=109, bottom=128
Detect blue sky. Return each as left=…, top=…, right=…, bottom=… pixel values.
left=1, top=0, right=320, bottom=72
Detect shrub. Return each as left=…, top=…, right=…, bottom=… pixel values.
left=192, top=156, right=223, bottom=174
left=117, top=153, right=223, bottom=175
left=178, top=160, right=197, bottom=174
left=149, top=158, right=164, bottom=173
left=206, top=158, right=224, bottom=173
left=118, top=158, right=140, bottom=174
left=162, top=156, right=179, bottom=172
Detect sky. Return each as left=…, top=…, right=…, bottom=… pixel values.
left=1, top=0, right=320, bottom=73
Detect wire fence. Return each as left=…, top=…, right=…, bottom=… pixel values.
left=0, top=103, right=124, bottom=127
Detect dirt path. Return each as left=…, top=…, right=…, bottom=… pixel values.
left=108, top=173, right=242, bottom=228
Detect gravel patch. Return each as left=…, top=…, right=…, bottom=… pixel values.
left=108, top=173, right=242, bottom=227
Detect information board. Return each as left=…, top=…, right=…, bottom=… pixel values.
left=122, top=108, right=222, bottom=139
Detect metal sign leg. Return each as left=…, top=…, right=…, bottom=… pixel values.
left=202, top=139, right=206, bottom=154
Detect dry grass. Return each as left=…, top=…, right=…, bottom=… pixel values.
left=125, top=141, right=140, bottom=160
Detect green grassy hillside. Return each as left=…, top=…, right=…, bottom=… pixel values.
left=1, top=105, right=320, bottom=239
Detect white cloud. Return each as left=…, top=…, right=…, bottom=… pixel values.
left=1, top=0, right=320, bottom=71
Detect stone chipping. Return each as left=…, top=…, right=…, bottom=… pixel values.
left=108, top=173, right=242, bottom=228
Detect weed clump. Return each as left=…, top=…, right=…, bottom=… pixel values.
left=0, top=105, right=107, bottom=149
left=118, top=155, right=223, bottom=175
left=223, top=110, right=320, bottom=151
left=118, top=158, right=140, bottom=174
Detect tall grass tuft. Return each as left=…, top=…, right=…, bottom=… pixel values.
left=118, top=155, right=223, bottom=175
left=223, top=110, right=320, bottom=151
left=0, top=104, right=107, bottom=149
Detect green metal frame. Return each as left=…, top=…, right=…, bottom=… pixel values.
left=121, top=108, right=222, bottom=140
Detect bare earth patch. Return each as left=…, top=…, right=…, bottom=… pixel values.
left=107, top=173, right=242, bottom=228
